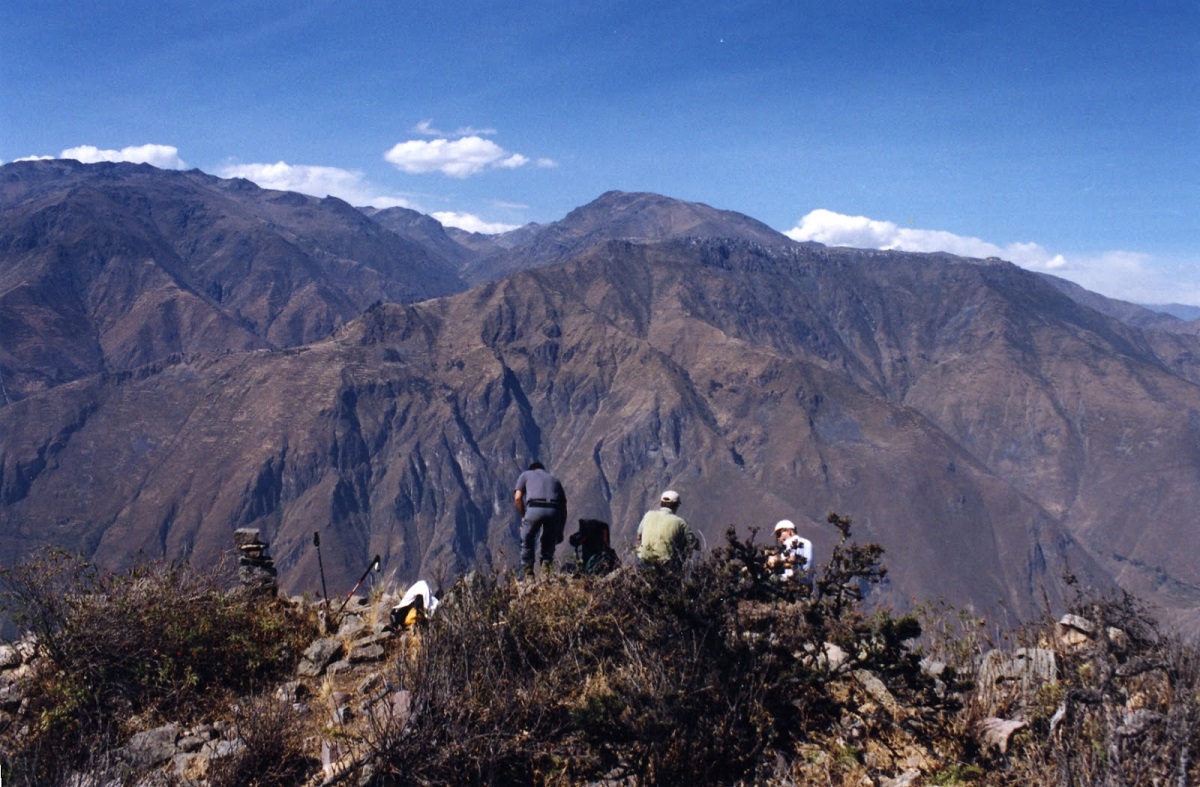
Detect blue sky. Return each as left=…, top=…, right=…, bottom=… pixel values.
left=3, top=1, right=1197, bottom=305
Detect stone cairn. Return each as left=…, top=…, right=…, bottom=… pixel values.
left=234, top=528, right=278, bottom=596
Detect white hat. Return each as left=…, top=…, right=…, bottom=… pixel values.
left=773, top=519, right=797, bottom=533
left=660, top=490, right=680, bottom=505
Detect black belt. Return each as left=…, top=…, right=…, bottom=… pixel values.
left=527, top=500, right=560, bottom=508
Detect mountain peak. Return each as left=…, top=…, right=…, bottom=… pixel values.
left=456, top=189, right=796, bottom=284
left=563, top=190, right=793, bottom=246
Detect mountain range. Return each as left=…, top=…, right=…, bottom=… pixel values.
left=3, top=160, right=1200, bottom=632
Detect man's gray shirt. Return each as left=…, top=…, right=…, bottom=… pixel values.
left=514, top=468, right=565, bottom=505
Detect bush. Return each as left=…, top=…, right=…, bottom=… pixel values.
left=1016, top=590, right=1200, bottom=786
left=0, top=549, right=315, bottom=783
left=8, top=521, right=1191, bottom=785
left=208, top=693, right=317, bottom=787
left=916, top=583, right=1200, bottom=786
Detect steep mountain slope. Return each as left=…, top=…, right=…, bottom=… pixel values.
left=4, top=168, right=1200, bottom=631
left=571, top=240, right=1200, bottom=627
left=16, top=236, right=1200, bottom=626
left=360, top=205, right=480, bottom=269
left=0, top=160, right=464, bottom=402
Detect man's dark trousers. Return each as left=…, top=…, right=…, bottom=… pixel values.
left=521, top=504, right=563, bottom=570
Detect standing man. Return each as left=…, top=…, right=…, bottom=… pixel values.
left=513, top=461, right=567, bottom=578
left=635, top=490, right=698, bottom=565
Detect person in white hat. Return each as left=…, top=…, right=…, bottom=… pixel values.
left=635, top=489, right=697, bottom=565
left=769, top=519, right=813, bottom=582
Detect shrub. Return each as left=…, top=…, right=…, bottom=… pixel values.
left=208, top=693, right=317, bottom=787
left=1025, top=590, right=1200, bottom=786
left=920, top=585, right=1200, bottom=786
left=0, top=548, right=315, bottom=783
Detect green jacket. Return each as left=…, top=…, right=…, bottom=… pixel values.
left=636, top=507, right=697, bottom=563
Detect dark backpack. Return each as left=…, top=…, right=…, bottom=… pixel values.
left=569, top=518, right=619, bottom=575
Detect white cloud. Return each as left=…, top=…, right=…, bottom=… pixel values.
left=384, top=136, right=538, bottom=178
left=58, top=144, right=188, bottom=169
left=431, top=211, right=521, bottom=235
left=413, top=120, right=497, bottom=137
left=215, top=158, right=531, bottom=232
left=785, top=209, right=1199, bottom=306
left=1057, top=250, right=1200, bottom=307
left=215, top=161, right=414, bottom=209
left=785, top=209, right=1066, bottom=270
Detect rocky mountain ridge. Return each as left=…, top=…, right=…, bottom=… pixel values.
left=0, top=160, right=464, bottom=401
left=2, top=161, right=1200, bottom=632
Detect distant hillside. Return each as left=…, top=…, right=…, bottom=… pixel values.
left=1146, top=303, right=1200, bottom=322
left=360, top=204, right=480, bottom=269
left=1040, top=273, right=1200, bottom=335
left=0, top=160, right=464, bottom=401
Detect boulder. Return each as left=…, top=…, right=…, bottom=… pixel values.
left=881, top=770, right=922, bottom=787
left=123, top=723, right=180, bottom=769
left=326, top=659, right=354, bottom=676
left=348, top=643, right=385, bottom=664
left=1056, top=614, right=1096, bottom=649
left=297, top=637, right=344, bottom=677
left=853, top=669, right=905, bottom=720
left=0, top=644, right=22, bottom=670
left=978, top=648, right=1057, bottom=691
left=978, top=717, right=1028, bottom=754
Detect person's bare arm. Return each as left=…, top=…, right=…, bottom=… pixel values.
left=514, top=489, right=525, bottom=517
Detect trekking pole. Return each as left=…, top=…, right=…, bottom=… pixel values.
left=313, top=532, right=331, bottom=631
left=334, top=555, right=382, bottom=623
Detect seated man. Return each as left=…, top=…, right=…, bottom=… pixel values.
left=768, top=519, right=813, bottom=582
left=636, top=490, right=698, bottom=565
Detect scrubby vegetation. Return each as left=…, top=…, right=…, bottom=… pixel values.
left=1, top=517, right=1199, bottom=786
left=0, top=549, right=314, bottom=784
left=365, top=515, right=949, bottom=785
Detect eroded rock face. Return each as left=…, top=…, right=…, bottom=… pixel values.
left=976, top=647, right=1059, bottom=712
left=123, top=723, right=180, bottom=769
left=0, top=644, right=19, bottom=670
